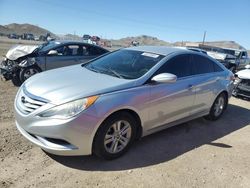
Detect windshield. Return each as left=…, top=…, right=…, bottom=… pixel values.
left=38, top=41, right=61, bottom=52
left=84, top=49, right=164, bottom=79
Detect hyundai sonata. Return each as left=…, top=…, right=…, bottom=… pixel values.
left=15, top=46, right=234, bottom=159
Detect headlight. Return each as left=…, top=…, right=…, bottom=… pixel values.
left=19, top=58, right=36, bottom=67
left=234, top=76, right=241, bottom=85
left=38, top=96, right=99, bottom=119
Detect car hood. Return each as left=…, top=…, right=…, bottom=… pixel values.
left=24, top=65, right=136, bottom=105
left=236, top=69, right=250, bottom=79
left=6, top=45, right=38, bottom=60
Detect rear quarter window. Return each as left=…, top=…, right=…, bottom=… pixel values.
left=192, top=55, right=222, bottom=74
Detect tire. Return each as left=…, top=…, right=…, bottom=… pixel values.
left=19, top=66, right=41, bottom=83
left=205, top=92, right=228, bottom=121
left=11, top=73, right=22, bottom=87
left=93, top=112, right=137, bottom=160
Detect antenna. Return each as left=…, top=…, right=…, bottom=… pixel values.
left=202, top=31, right=206, bottom=44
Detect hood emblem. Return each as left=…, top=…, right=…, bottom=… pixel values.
left=21, top=96, right=26, bottom=103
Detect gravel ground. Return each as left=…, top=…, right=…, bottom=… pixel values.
left=0, top=79, right=250, bottom=188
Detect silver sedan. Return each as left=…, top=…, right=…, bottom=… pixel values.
left=14, top=46, right=234, bottom=159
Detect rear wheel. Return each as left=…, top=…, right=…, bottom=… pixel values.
left=93, top=112, right=137, bottom=160
left=205, top=92, right=227, bottom=121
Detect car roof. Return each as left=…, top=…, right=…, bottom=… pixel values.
left=54, top=40, right=92, bottom=45
left=50, top=40, right=108, bottom=50
left=127, top=46, right=187, bottom=56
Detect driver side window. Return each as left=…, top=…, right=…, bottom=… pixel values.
left=156, top=54, right=192, bottom=78
left=47, top=46, right=64, bottom=56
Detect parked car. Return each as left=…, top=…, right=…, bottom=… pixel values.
left=206, top=48, right=250, bottom=73
left=21, top=33, right=35, bottom=40
left=14, top=46, right=234, bottom=160
left=232, top=64, right=250, bottom=99
left=34, top=36, right=40, bottom=41
left=8, top=33, right=19, bottom=39
left=0, top=41, right=109, bottom=86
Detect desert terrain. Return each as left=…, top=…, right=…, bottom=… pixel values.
left=0, top=78, right=250, bottom=188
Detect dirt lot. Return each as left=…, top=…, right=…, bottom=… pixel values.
left=0, top=79, right=250, bottom=188
left=0, top=38, right=250, bottom=187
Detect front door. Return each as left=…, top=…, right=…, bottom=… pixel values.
left=146, top=54, right=195, bottom=131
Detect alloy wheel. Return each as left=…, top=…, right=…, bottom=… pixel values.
left=104, top=120, right=132, bottom=154
left=213, top=96, right=225, bottom=117
left=23, top=68, right=39, bottom=80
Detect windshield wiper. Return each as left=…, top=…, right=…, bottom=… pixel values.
left=84, top=64, right=124, bottom=78
left=107, top=67, right=124, bottom=79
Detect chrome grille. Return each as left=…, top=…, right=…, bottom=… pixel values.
left=17, top=87, right=48, bottom=114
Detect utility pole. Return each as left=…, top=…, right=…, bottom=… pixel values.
left=202, top=31, right=206, bottom=45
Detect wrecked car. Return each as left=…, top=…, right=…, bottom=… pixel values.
left=232, top=65, right=250, bottom=99
left=207, top=49, right=250, bottom=73
left=0, top=41, right=109, bottom=86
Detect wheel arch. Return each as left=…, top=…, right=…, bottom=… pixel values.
left=92, top=108, right=143, bottom=148
left=214, top=90, right=229, bottom=108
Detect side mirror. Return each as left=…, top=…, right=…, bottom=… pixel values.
left=47, top=50, right=58, bottom=56
left=245, top=64, right=250, bottom=69
left=151, top=73, right=177, bottom=83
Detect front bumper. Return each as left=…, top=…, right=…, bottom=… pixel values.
left=232, top=80, right=250, bottom=98
left=15, top=108, right=102, bottom=156
left=0, top=64, right=14, bottom=81
left=14, top=88, right=103, bottom=156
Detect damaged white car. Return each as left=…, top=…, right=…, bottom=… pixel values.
left=232, top=65, right=250, bottom=99
left=0, top=41, right=109, bottom=86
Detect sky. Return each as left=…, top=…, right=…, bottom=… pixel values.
left=0, top=0, right=250, bottom=48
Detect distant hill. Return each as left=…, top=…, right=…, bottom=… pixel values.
left=110, top=35, right=171, bottom=47
left=0, top=23, right=56, bottom=37
left=0, top=23, right=248, bottom=52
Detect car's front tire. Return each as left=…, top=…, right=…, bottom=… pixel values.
left=93, top=112, right=137, bottom=160
left=19, top=66, right=41, bottom=83
left=205, top=92, right=227, bottom=121
left=11, top=70, right=22, bottom=87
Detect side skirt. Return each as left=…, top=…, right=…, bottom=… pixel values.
left=142, top=110, right=209, bottom=137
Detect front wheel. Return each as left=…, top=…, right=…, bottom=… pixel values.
left=205, top=93, right=227, bottom=121
left=93, top=112, right=137, bottom=160
left=19, top=66, right=41, bottom=83
left=11, top=73, right=22, bottom=87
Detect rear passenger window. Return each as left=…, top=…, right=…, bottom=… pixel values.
left=192, top=55, right=215, bottom=74
left=88, top=47, right=107, bottom=56
left=156, top=55, right=192, bottom=78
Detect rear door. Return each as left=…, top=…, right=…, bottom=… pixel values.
left=146, top=54, right=196, bottom=131
left=190, top=54, right=224, bottom=114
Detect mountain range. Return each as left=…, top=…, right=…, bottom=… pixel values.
left=0, top=23, right=248, bottom=51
